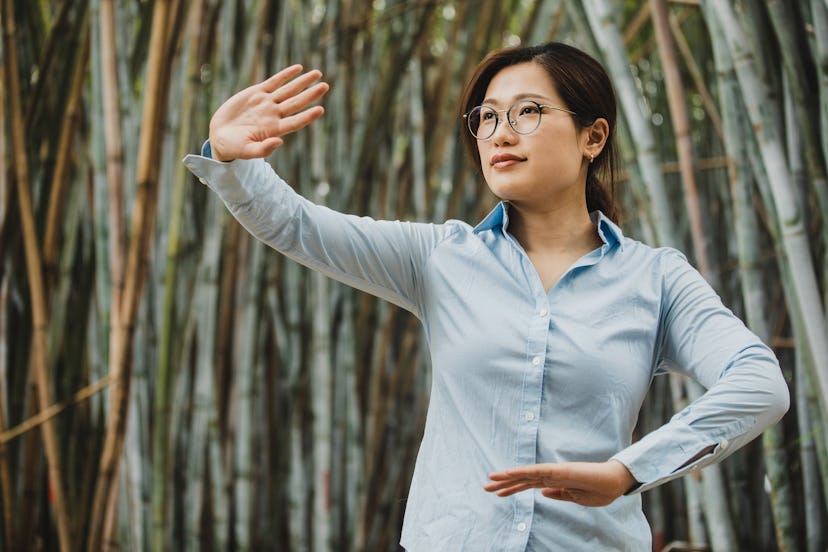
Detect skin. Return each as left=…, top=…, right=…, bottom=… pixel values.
left=208, top=62, right=637, bottom=508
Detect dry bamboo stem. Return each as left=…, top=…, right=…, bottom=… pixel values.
left=650, top=0, right=711, bottom=278
left=99, top=0, right=126, bottom=324
left=22, top=0, right=73, bottom=131
left=668, top=12, right=723, bottom=141
left=17, top=386, right=42, bottom=549
left=1, top=0, right=74, bottom=549
left=0, top=376, right=112, bottom=444
left=43, top=20, right=90, bottom=282
left=87, top=1, right=174, bottom=549
left=0, top=369, right=13, bottom=550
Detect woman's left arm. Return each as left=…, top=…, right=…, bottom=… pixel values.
left=486, top=249, right=789, bottom=505
left=609, top=249, right=789, bottom=494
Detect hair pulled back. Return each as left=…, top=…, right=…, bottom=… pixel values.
left=460, top=42, right=620, bottom=223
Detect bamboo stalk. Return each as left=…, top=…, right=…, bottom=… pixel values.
left=87, top=1, right=174, bottom=549
left=650, top=0, right=712, bottom=279
left=579, top=0, right=678, bottom=247
left=17, top=385, right=42, bottom=549
left=705, top=4, right=797, bottom=546
left=152, top=0, right=204, bottom=548
left=0, top=376, right=111, bottom=444
left=22, top=0, right=74, bottom=132
left=0, top=0, right=74, bottom=548
left=99, top=0, right=126, bottom=325
left=43, top=19, right=90, bottom=285
left=708, top=0, right=828, bottom=421
left=667, top=11, right=723, bottom=141
left=0, top=335, right=13, bottom=550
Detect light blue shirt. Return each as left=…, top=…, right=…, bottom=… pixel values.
left=183, top=147, right=789, bottom=552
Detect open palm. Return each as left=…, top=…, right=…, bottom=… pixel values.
left=208, top=64, right=329, bottom=161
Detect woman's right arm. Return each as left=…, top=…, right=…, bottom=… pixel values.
left=183, top=151, right=446, bottom=317
left=182, top=65, right=446, bottom=317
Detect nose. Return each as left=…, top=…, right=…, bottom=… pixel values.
left=491, top=113, right=518, bottom=146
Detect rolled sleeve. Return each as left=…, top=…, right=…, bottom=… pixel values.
left=612, top=249, right=789, bottom=494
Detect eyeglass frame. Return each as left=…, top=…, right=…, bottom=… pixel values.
left=462, top=100, right=577, bottom=141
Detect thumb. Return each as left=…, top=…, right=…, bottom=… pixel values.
left=243, top=137, right=284, bottom=159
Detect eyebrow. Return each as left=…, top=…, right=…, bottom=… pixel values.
left=481, top=92, right=554, bottom=106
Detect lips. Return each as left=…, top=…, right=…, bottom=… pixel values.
left=490, top=153, right=526, bottom=169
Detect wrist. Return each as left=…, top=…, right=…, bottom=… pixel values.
left=608, top=459, right=638, bottom=495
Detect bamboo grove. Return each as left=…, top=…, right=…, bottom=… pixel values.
left=0, top=0, right=826, bottom=550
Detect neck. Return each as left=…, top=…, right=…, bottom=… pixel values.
left=506, top=199, right=599, bottom=255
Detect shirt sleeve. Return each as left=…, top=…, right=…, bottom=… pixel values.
left=611, top=248, right=790, bottom=494
left=181, top=147, right=449, bottom=319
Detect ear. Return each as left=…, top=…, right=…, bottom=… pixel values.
left=583, top=117, right=609, bottom=163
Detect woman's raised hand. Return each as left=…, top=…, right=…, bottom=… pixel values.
left=208, top=65, right=329, bottom=162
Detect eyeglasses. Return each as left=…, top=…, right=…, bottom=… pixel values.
left=463, top=100, right=576, bottom=141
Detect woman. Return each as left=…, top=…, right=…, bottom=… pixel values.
left=184, top=42, right=789, bottom=551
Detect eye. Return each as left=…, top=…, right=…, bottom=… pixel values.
left=518, top=103, right=540, bottom=116
left=481, top=110, right=496, bottom=121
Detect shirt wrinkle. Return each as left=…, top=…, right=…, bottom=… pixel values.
left=183, top=151, right=789, bottom=552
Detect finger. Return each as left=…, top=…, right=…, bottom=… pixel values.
left=261, top=64, right=304, bottom=93
left=498, top=483, right=535, bottom=496
left=274, top=105, right=326, bottom=137
left=272, top=69, right=324, bottom=103
left=485, top=476, right=544, bottom=492
left=486, top=482, right=534, bottom=497
left=277, top=82, right=330, bottom=116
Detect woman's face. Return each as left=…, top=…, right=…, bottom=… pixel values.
left=476, top=62, right=590, bottom=208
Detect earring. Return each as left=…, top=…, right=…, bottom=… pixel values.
left=588, top=153, right=594, bottom=164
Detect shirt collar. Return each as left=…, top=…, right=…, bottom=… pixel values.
left=473, top=202, right=625, bottom=251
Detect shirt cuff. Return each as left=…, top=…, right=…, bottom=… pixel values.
left=610, top=419, right=734, bottom=495
left=182, top=140, right=275, bottom=205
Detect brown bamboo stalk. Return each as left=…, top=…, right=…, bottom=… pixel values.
left=623, top=2, right=651, bottom=46
left=17, top=385, right=42, bottom=549
left=43, top=20, right=90, bottom=285
left=23, top=0, right=74, bottom=132
left=0, top=363, right=13, bottom=551
left=0, top=61, right=11, bottom=552
left=86, top=2, right=174, bottom=549
left=99, top=0, right=126, bottom=324
left=0, top=376, right=111, bottom=444
left=0, top=0, right=73, bottom=549
left=668, top=12, right=723, bottom=141
left=0, top=39, right=6, bottom=232
left=103, top=1, right=189, bottom=547
left=649, top=0, right=711, bottom=279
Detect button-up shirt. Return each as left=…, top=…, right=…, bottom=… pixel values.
left=183, top=148, right=789, bottom=552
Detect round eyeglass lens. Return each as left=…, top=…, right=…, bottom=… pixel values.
left=511, top=101, right=542, bottom=135
left=467, top=106, right=497, bottom=140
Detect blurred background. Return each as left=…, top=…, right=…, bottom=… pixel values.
left=1, top=0, right=827, bottom=550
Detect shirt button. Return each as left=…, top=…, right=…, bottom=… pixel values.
left=539, top=308, right=548, bottom=317
left=531, top=356, right=542, bottom=366
left=720, top=439, right=729, bottom=450
left=199, top=178, right=207, bottom=185
left=525, top=412, right=535, bottom=421
left=517, top=522, right=527, bottom=532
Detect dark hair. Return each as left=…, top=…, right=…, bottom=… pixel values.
left=460, top=42, right=620, bottom=223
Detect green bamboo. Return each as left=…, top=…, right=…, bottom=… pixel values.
left=87, top=1, right=175, bottom=549
left=707, top=0, right=828, bottom=423
left=152, top=1, right=204, bottom=548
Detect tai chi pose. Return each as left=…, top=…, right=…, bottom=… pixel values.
left=184, top=42, right=788, bottom=551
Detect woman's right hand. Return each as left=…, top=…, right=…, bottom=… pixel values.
left=208, top=65, right=329, bottom=162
